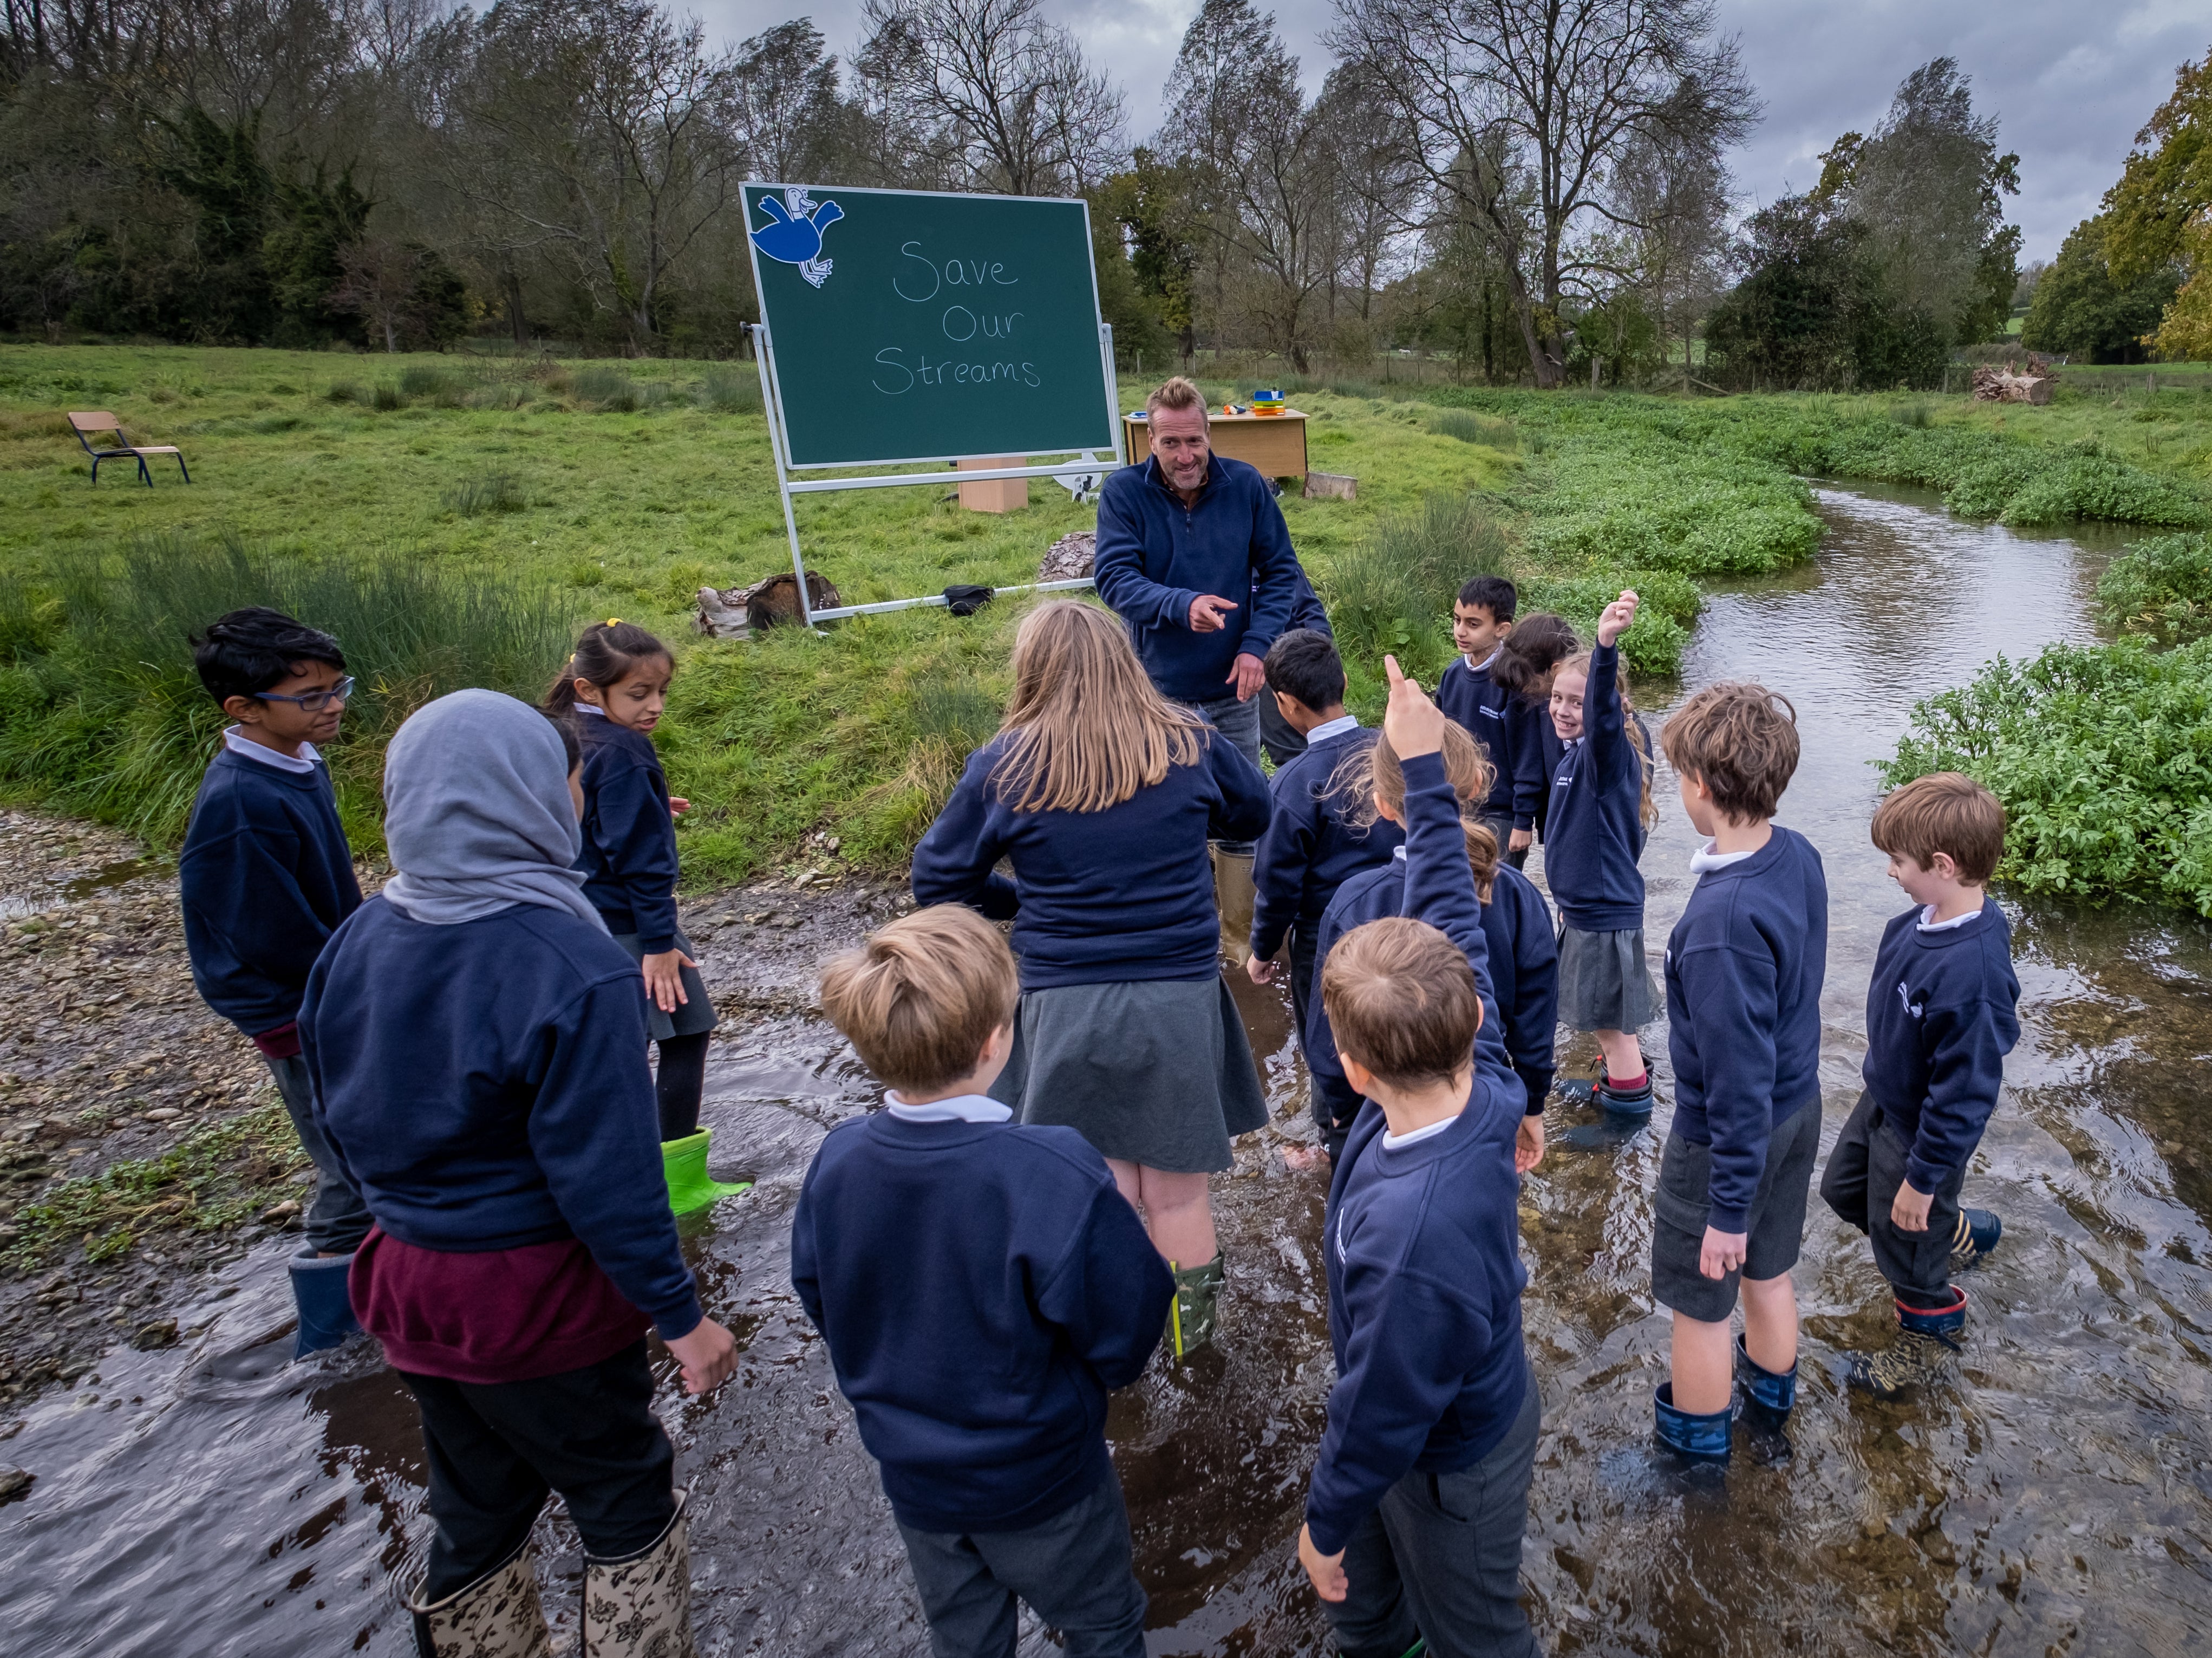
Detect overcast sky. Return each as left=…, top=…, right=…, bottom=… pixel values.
left=717, top=0, right=2211, bottom=264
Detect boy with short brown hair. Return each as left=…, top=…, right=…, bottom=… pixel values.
left=1822, top=772, right=2020, bottom=1397
left=1652, top=682, right=1827, bottom=1464
left=795, top=905, right=1172, bottom=1658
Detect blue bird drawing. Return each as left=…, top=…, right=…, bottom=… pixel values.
left=750, top=187, right=845, bottom=288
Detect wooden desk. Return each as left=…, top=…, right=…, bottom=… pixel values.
left=1124, top=409, right=1308, bottom=478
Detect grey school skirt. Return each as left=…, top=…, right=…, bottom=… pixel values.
left=1556, top=924, right=1660, bottom=1032
left=610, top=928, right=720, bottom=1043
left=988, top=977, right=1268, bottom=1173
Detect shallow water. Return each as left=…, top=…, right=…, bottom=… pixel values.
left=8, top=486, right=2212, bottom=1655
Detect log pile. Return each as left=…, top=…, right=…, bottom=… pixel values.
left=694, top=571, right=844, bottom=638
left=1971, top=366, right=2054, bottom=405
left=1038, top=530, right=1096, bottom=582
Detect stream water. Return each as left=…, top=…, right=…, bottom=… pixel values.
left=8, top=485, right=2212, bottom=1656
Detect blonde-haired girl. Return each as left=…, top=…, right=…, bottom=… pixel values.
left=911, top=600, right=1273, bottom=1355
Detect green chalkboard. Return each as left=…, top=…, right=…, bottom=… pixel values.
left=744, top=183, right=1116, bottom=469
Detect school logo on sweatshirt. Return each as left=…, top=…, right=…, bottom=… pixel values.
left=1896, top=980, right=1924, bottom=1020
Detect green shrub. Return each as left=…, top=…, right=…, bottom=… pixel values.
left=1518, top=569, right=1700, bottom=679
left=1883, top=637, right=2212, bottom=914
left=0, top=531, right=577, bottom=849
left=1518, top=430, right=1822, bottom=577
left=2094, top=531, right=2212, bottom=643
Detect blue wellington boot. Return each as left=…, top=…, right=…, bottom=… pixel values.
left=1733, top=1334, right=1798, bottom=1420
left=290, top=1248, right=360, bottom=1358
left=1556, top=1072, right=1654, bottom=1116
left=1952, top=1207, right=2001, bottom=1268
left=1654, top=1382, right=1731, bottom=1464
left=1848, top=1288, right=1968, bottom=1399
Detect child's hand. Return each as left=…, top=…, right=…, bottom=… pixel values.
left=669, top=796, right=690, bottom=817
left=665, top=1318, right=739, bottom=1395
left=1596, top=590, right=1639, bottom=647
left=1515, top=1114, right=1545, bottom=1174
left=1297, top=1524, right=1348, bottom=1602
left=1891, top=1179, right=1935, bottom=1233
left=642, top=948, right=695, bottom=1013
left=1509, top=827, right=1532, bottom=854
left=1699, top=1224, right=1748, bottom=1280
left=1246, top=952, right=1278, bottom=985
left=1381, top=655, right=1446, bottom=759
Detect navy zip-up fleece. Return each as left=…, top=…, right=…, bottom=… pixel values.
left=1545, top=642, right=1649, bottom=931
left=1249, top=724, right=1402, bottom=962
left=1306, top=851, right=1558, bottom=1129
left=1289, top=568, right=1331, bottom=634
left=792, top=1113, right=1171, bottom=1533
left=302, top=897, right=701, bottom=1338
left=911, top=729, right=1271, bottom=989
left=1438, top=655, right=1521, bottom=823
left=1093, top=454, right=1303, bottom=701
left=1304, top=751, right=1530, bottom=1556
left=1663, top=828, right=1831, bottom=1234
left=179, top=747, right=363, bottom=1037
left=1862, top=898, right=2020, bottom=1194
left=576, top=714, right=680, bottom=952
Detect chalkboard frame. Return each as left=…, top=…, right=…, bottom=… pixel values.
left=743, top=181, right=1120, bottom=469
left=742, top=181, right=1125, bottom=627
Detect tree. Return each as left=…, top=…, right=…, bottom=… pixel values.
left=1818, top=58, right=2020, bottom=349
left=1158, top=0, right=1333, bottom=370
left=1098, top=148, right=1202, bottom=361
left=1329, top=0, right=1756, bottom=387
left=732, top=19, right=865, bottom=184
left=1704, top=195, right=1866, bottom=389
left=857, top=0, right=1125, bottom=196
left=1311, top=56, right=1420, bottom=340
left=2104, top=51, right=2212, bottom=359
left=2021, top=216, right=2180, bottom=363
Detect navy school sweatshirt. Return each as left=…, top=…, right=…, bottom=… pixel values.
left=1544, top=641, right=1650, bottom=932
left=1092, top=454, right=1304, bottom=702
left=791, top=1107, right=1172, bottom=1533
left=1249, top=723, right=1404, bottom=961
left=300, top=898, right=702, bottom=1340
left=1861, top=898, right=2021, bottom=1195
left=1306, top=848, right=1558, bottom=1137
left=575, top=712, right=681, bottom=952
left=910, top=728, right=1272, bottom=989
left=1437, top=654, right=1523, bottom=825
left=1662, top=828, right=1831, bottom=1234
left=178, top=744, right=363, bottom=1037
left=1304, top=751, right=1531, bottom=1556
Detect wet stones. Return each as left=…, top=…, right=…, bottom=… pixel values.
left=0, top=1465, right=31, bottom=1504
left=130, top=1318, right=179, bottom=1351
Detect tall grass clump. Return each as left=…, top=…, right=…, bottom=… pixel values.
left=371, top=383, right=403, bottom=411
left=1326, top=493, right=1508, bottom=680
left=1431, top=408, right=1517, bottom=448
left=442, top=471, right=530, bottom=517
left=700, top=366, right=764, bottom=414
left=571, top=366, right=641, bottom=412
left=0, top=531, right=577, bottom=849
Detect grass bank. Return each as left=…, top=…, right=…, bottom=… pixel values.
left=3, top=344, right=2204, bottom=883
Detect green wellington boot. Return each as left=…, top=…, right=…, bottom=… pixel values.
left=1167, top=1254, right=1225, bottom=1360
left=408, top=1539, right=555, bottom=1658
left=662, top=1129, right=751, bottom=1217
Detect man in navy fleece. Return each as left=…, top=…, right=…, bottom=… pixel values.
left=1296, top=659, right=1538, bottom=1658
left=178, top=607, right=367, bottom=1351
left=1652, top=684, right=1828, bottom=1464
left=797, top=905, right=1172, bottom=1658
left=1822, top=772, right=2019, bottom=1398
left=1247, top=628, right=1401, bottom=1042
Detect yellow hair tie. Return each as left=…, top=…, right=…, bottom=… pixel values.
left=605, top=617, right=622, bottom=627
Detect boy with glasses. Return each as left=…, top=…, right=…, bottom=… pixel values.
left=179, top=607, right=368, bottom=1353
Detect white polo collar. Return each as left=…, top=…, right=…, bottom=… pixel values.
left=884, top=1091, right=1013, bottom=1124
left=223, top=727, right=318, bottom=774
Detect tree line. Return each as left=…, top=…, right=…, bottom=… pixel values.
left=1, top=0, right=2197, bottom=385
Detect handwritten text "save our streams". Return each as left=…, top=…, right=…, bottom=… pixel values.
left=870, top=242, right=1036, bottom=394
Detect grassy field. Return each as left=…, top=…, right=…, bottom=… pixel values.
left=1, top=343, right=2204, bottom=885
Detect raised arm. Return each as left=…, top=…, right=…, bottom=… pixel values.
left=1585, top=591, right=1637, bottom=776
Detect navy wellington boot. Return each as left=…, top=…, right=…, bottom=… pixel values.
left=1734, top=1334, right=1798, bottom=1464
left=1654, top=1383, right=1731, bottom=1464
left=1848, top=1287, right=1968, bottom=1399
left=1952, top=1207, right=2002, bottom=1268
left=290, top=1248, right=360, bottom=1358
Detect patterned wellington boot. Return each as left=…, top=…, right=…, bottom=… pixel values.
left=583, top=1490, right=696, bottom=1657
left=1848, top=1288, right=1968, bottom=1399
left=1951, top=1207, right=2002, bottom=1269
left=409, top=1539, right=555, bottom=1658
left=1214, top=848, right=1257, bottom=959
left=1653, top=1383, right=1731, bottom=1465
left=1167, top=1254, right=1225, bottom=1361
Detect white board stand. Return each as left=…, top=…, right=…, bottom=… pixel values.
left=750, top=320, right=1125, bottom=627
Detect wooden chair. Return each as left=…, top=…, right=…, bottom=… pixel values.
left=68, top=412, right=190, bottom=486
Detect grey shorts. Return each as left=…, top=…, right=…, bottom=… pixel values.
left=1651, top=1096, right=1822, bottom=1322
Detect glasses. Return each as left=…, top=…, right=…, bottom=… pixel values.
left=259, top=676, right=355, bottom=713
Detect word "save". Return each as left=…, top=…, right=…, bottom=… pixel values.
left=893, top=243, right=1020, bottom=302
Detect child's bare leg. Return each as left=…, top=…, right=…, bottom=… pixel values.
left=1739, top=1272, right=1798, bottom=1376
left=1105, top=1157, right=1144, bottom=1216
left=1669, top=1310, right=1734, bottom=1415
left=1136, top=1167, right=1217, bottom=1265
left=1593, top=1028, right=1644, bottom=1080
